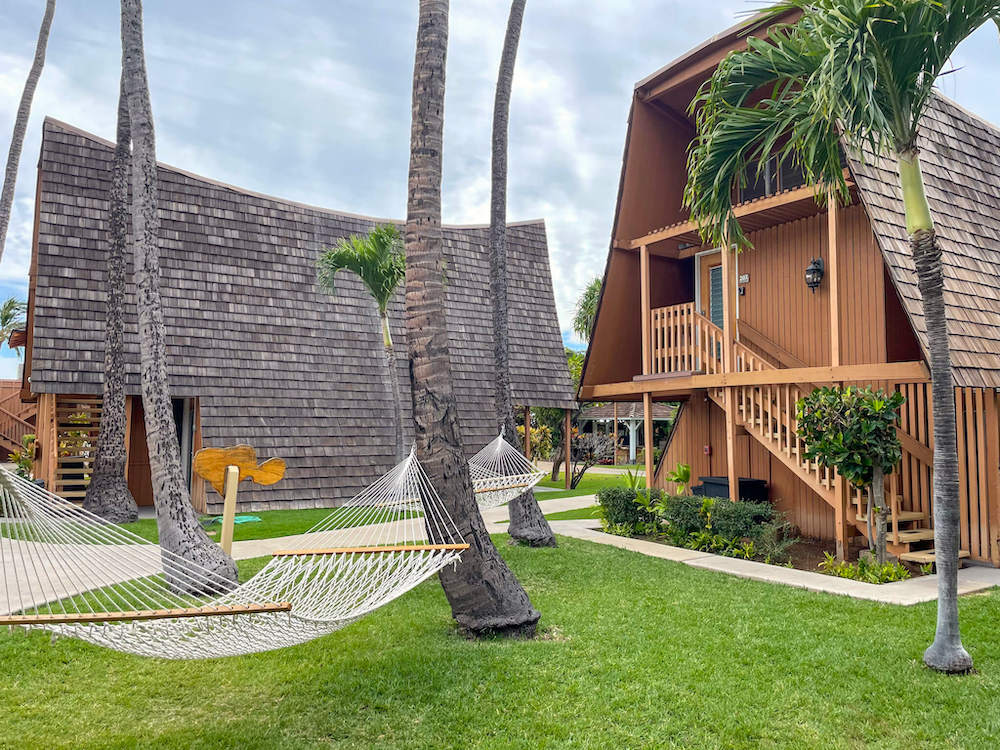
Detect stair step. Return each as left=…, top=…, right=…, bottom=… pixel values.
left=856, top=510, right=927, bottom=524
left=899, top=549, right=970, bottom=564
left=889, top=529, right=936, bottom=544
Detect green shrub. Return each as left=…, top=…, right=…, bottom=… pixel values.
left=656, top=494, right=773, bottom=539
left=596, top=486, right=658, bottom=528
left=818, top=552, right=911, bottom=583
left=754, top=520, right=799, bottom=565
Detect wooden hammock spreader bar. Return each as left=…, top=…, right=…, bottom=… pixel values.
left=0, top=602, right=293, bottom=626
left=473, top=482, right=531, bottom=494
left=272, top=543, right=470, bottom=557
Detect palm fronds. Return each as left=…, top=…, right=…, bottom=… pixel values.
left=685, top=0, right=1000, bottom=249
left=317, top=224, right=405, bottom=315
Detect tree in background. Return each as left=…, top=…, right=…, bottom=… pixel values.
left=539, top=348, right=582, bottom=481
left=404, top=0, right=539, bottom=637
left=0, top=297, right=26, bottom=358
left=683, top=0, right=996, bottom=674
left=572, top=276, right=602, bottom=343
left=797, top=386, right=905, bottom=565
left=83, top=73, right=138, bottom=524
left=0, top=0, right=55, bottom=259
left=488, top=0, right=555, bottom=548
left=120, top=0, right=237, bottom=584
left=318, top=225, right=406, bottom=461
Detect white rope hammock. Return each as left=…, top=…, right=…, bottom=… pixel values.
left=0, top=448, right=466, bottom=660
left=468, top=431, right=545, bottom=509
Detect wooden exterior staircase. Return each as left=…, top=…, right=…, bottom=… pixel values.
left=650, top=302, right=958, bottom=564
left=0, top=384, right=35, bottom=458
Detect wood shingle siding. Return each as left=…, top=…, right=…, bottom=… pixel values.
left=848, top=94, right=1000, bottom=388
left=28, top=119, right=575, bottom=510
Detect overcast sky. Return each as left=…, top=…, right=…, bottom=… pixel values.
left=1, top=1, right=999, bottom=379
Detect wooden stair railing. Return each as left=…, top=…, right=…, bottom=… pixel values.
left=0, top=404, right=34, bottom=456
left=650, top=302, right=724, bottom=376
left=651, top=305, right=945, bottom=556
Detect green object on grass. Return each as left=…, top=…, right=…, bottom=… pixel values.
left=210, top=514, right=262, bottom=525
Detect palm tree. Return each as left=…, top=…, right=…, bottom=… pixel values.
left=0, top=297, right=26, bottom=357
left=0, top=0, right=56, bottom=260
left=120, top=0, right=237, bottom=584
left=317, top=225, right=405, bottom=461
left=572, top=276, right=602, bottom=343
left=684, top=0, right=999, bottom=673
left=405, top=0, right=539, bottom=636
left=82, top=73, right=138, bottom=524
left=489, top=0, right=555, bottom=548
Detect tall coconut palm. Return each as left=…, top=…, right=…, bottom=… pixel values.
left=83, top=74, right=138, bottom=524
left=572, top=276, right=602, bottom=343
left=120, top=0, right=236, bottom=584
left=0, top=0, right=56, bottom=259
left=317, top=225, right=406, bottom=461
left=684, top=0, right=1000, bottom=673
left=406, top=0, right=539, bottom=636
left=489, top=0, right=555, bottom=548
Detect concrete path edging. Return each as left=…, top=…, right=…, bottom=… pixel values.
left=532, top=517, right=1000, bottom=606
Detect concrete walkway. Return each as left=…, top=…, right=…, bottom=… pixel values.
left=540, top=518, right=1000, bottom=606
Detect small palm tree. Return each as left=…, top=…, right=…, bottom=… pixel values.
left=572, top=276, right=602, bottom=343
left=0, top=0, right=56, bottom=259
left=317, top=225, right=405, bottom=461
left=0, top=297, right=26, bottom=358
left=684, top=0, right=1000, bottom=673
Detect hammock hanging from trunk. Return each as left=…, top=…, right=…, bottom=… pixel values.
left=468, top=432, right=545, bottom=509
left=0, top=448, right=466, bottom=660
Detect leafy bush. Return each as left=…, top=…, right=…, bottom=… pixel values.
left=754, top=520, right=799, bottom=565
left=818, top=552, right=911, bottom=583
left=596, top=486, right=658, bottom=529
left=656, top=494, right=773, bottom=539
left=8, top=433, right=35, bottom=479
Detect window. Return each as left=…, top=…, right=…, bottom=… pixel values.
left=737, top=155, right=807, bottom=203
left=709, top=265, right=724, bottom=330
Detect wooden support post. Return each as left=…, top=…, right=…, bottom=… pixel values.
left=523, top=405, right=532, bottom=460
left=564, top=408, right=572, bottom=490
left=827, top=189, right=841, bottom=367
left=986, top=391, right=1000, bottom=567
left=613, top=402, right=619, bottom=466
left=220, top=465, right=239, bottom=555
left=643, top=393, right=654, bottom=487
left=721, top=237, right=739, bottom=501
left=640, top=244, right=651, bottom=376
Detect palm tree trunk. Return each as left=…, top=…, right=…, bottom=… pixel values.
left=898, top=151, right=971, bottom=673
left=405, top=0, right=538, bottom=636
left=83, top=72, right=138, bottom=524
left=489, top=0, right=554, bottom=548
left=0, top=0, right=55, bottom=259
left=121, top=0, right=236, bottom=586
left=381, top=312, right=404, bottom=461
left=872, top=464, right=886, bottom=566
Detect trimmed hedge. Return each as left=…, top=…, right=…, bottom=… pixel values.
left=656, top=495, right=774, bottom=539
left=596, top=486, right=659, bottom=528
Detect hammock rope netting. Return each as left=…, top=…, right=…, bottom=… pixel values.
left=468, top=431, right=545, bottom=509
left=0, top=447, right=466, bottom=659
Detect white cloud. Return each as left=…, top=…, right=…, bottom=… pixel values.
left=3, top=1, right=1000, bottom=352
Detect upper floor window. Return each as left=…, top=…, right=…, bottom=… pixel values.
left=737, top=156, right=806, bottom=203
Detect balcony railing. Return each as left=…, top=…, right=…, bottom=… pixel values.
left=649, top=302, right=723, bottom=376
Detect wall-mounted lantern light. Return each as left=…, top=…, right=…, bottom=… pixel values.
left=805, top=257, right=825, bottom=293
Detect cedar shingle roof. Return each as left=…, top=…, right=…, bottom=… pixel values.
left=29, top=118, right=574, bottom=509
left=848, top=94, right=1000, bottom=388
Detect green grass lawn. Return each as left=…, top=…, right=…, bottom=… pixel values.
left=119, top=508, right=373, bottom=544
left=543, top=505, right=602, bottom=521
left=536, top=471, right=622, bottom=500
left=2, top=534, right=999, bottom=749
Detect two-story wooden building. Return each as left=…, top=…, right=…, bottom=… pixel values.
left=580, top=19, right=1000, bottom=566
